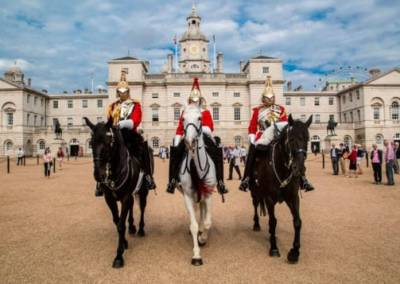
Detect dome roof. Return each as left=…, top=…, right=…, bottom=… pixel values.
left=5, top=66, right=23, bottom=74
left=180, top=31, right=208, bottom=42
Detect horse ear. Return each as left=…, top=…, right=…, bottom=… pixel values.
left=306, top=115, right=313, bottom=128
left=83, top=117, right=94, bottom=130
left=288, top=114, right=294, bottom=126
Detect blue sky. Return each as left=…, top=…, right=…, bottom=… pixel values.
left=0, top=0, right=399, bottom=92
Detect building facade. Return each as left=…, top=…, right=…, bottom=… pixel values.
left=1, top=6, right=399, bottom=157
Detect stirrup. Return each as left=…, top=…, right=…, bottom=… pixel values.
left=166, top=179, right=176, bottom=194
left=300, top=177, right=315, bottom=192
left=95, top=186, right=103, bottom=197
left=217, top=180, right=228, bottom=195
left=145, top=175, right=156, bottom=190
left=239, top=177, right=249, bottom=192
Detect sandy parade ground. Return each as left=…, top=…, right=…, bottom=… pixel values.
left=0, top=155, right=399, bottom=283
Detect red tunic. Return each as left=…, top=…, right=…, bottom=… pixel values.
left=176, top=109, right=214, bottom=136
left=107, top=100, right=142, bottom=132
left=248, top=105, right=288, bottom=140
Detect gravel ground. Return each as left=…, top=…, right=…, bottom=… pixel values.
left=0, top=156, right=399, bottom=284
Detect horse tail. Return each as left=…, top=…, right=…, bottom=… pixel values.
left=189, top=159, right=213, bottom=202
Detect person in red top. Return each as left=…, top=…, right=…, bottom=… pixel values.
left=166, top=78, right=227, bottom=195
left=94, top=69, right=156, bottom=197
left=239, top=76, right=314, bottom=192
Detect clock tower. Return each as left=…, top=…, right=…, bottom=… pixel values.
left=179, top=4, right=210, bottom=73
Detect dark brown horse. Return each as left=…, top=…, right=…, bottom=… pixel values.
left=250, top=114, right=312, bottom=264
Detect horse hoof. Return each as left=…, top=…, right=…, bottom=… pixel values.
left=129, top=225, right=137, bottom=235
left=269, top=248, right=280, bottom=257
left=138, top=229, right=145, bottom=237
left=253, top=224, right=261, bottom=231
left=191, top=258, right=203, bottom=266
left=287, top=249, right=299, bottom=264
left=112, top=258, right=124, bottom=268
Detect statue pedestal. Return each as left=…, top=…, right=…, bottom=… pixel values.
left=324, top=135, right=341, bottom=153
left=50, top=138, right=67, bottom=155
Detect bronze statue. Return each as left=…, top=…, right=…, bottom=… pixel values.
left=327, top=117, right=337, bottom=136
left=54, top=119, right=62, bottom=139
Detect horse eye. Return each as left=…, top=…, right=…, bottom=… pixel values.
left=198, top=117, right=201, bottom=121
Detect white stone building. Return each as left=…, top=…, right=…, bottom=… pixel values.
left=1, top=6, right=399, bottom=157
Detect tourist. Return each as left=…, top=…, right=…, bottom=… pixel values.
left=57, top=147, right=64, bottom=170
left=16, top=148, right=24, bottom=166
left=347, top=145, right=358, bottom=178
left=159, top=146, right=167, bottom=162
left=338, top=143, right=348, bottom=175
left=383, top=140, right=395, bottom=186
left=370, top=144, right=383, bottom=184
left=227, top=145, right=241, bottom=180
left=356, top=144, right=365, bottom=175
left=43, top=148, right=53, bottom=178
left=239, top=146, right=247, bottom=164
left=394, top=142, right=400, bottom=174
left=330, top=143, right=339, bottom=175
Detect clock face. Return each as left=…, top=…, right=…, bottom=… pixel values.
left=189, top=45, right=199, bottom=55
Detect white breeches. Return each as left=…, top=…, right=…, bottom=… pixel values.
left=255, top=121, right=288, bottom=146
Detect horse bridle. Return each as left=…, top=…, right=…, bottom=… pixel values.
left=93, top=130, right=115, bottom=188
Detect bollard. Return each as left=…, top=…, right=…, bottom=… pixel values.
left=322, top=151, right=325, bottom=169
left=366, top=153, right=369, bottom=168
left=37, top=154, right=39, bottom=165
left=23, top=156, right=26, bottom=166
left=53, top=157, right=56, bottom=173
left=7, top=156, right=10, bottom=174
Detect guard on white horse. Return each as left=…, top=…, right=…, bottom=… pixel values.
left=166, top=77, right=227, bottom=196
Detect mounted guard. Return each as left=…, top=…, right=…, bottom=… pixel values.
left=166, top=77, right=227, bottom=196
left=95, top=69, right=156, bottom=196
left=239, top=76, right=314, bottom=192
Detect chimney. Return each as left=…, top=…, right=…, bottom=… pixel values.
left=287, top=81, right=292, bottom=91
left=240, top=60, right=245, bottom=73
left=216, top=52, right=224, bottom=73
left=167, top=54, right=173, bottom=73
left=369, top=68, right=381, bottom=78
left=28, top=78, right=31, bottom=87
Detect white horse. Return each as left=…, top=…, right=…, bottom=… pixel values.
left=178, top=104, right=217, bottom=266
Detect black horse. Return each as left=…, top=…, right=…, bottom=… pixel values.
left=84, top=117, right=149, bottom=268
left=250, top=114, right=312, bottom=264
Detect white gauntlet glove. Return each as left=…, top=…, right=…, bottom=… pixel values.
left=118, top=120, right=134, bottom=129
left=248, top=134, right=256, bottom=144
left=173, top=135, right=182, bottom=146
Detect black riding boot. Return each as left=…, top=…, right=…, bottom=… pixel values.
left=206, top=141, right=228, bottom=195
left=95, top=182, right=103, bottom=197
left=142, top=141, right=156, bottom=190
left=239, top=143, right=256, bottom=192
left=166, top=142, right=186, bottom=194
left=300, top=176, right=314, bottom=192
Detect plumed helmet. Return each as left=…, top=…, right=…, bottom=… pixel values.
left=189, top=77, right=202, bottom=103
left=262, top=76, right=275, bottom=99
left=117, top=69, right=129, bottom=93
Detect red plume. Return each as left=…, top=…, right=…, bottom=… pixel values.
left=192, top=77, right=200, bottom=90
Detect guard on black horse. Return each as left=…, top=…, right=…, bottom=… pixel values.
left=95, top=70, right=156, bottom=196
left=239, top=76, right=314, bottom=192
left=166, top=77, right=228, bottom=196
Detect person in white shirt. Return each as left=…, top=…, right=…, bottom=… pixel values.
left=239, top=146, right=247, bottom=164
left=16, top=148, right=24, bottom=166
left=227, top=146, right=242, bottom=180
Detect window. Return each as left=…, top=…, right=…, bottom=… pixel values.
left=67, top=118, right=73, bottom=126
left=315, top=114, right=320, bottom=123
left=234, top=136, right=242, bottom=146
left=40, top=116, right=44, bottom=126
left=122, top=67, right=129, bottom=74
left=152, top=137, right=159, bottom=148
left=97, top=117, right=103, bottom=123
left=152, top=93, right=159, bottom=99
left=173, top=92, right=180, bottom=97
left=174, top=107, right=181, bottom=121
left=38, top=140, right=45, bottom=150
left=343, top=113, right=347, bottom=123
left=349, top=92, right=353, bottom=102
left=391, top=102, right=399, bottom=120
left=350, top=112, right=353, bottom=123
left=212, top=92, right=219, bottom=97
left=356, top=90, right=360, bottom=100
left=329, top=97, right=334, bottom=105
left=314, top=97, right=320, bottom=106
left=376, top=134, right=384, bottom=145
left=27, top=114, right=30, bottom=125
left=34, top=96, right=37, bottom=105
left=53, top=100, right=59, bottom=109
left=373, top=107, right=380, bottom=120
left=6, top=141, right=13, bottom=151
left=27, top=94, right=31, bottom=104
left=234, top=92, right=240, bottom=97
left=97, top=100, right=103, bottom=108
left=212, top=107, right=219, bottom=121
left=300, top=97, right=305, bottom=106
left=34, top=115, right=37, bottom=126
left=329, top=114, right=335, bottom=121
left=41, top=98, right=44, bottom=106
left=262, top=67, right=269, bottom=74
left=82, top=100, right=88, bottom=108
left=7, top=113, right=13, bottom=126
left=53, top=118, right=58, bottom=127
left=342, top=95, right=346, bottom=104
left=357, top=110, right=361, bottom=121
left=152, top=107, right=159, bottom=122
left=68, top=100, right=73, bottom=108
left=300, top=114, right=306, bottom=121
left=234, top=107, right=241, bottom=121
left=285, top=97, right=291, bottom=106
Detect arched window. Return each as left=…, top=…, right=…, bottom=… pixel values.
left=391, top=101, right=399, bottom=120
left=151, top=137, right=160, bottom=149
left=4, top=140, right=13, bottom=155
left=344, top=135, right=353, bottom=149
left=311, top=135, right=320, bottom=141
left=370, top=97, right=384, bottom=122
left=234, top=136, right=242, bottom=146
left=375, top=134, right=384, bottom=145
left=394, top=133, right=400, bottom=140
